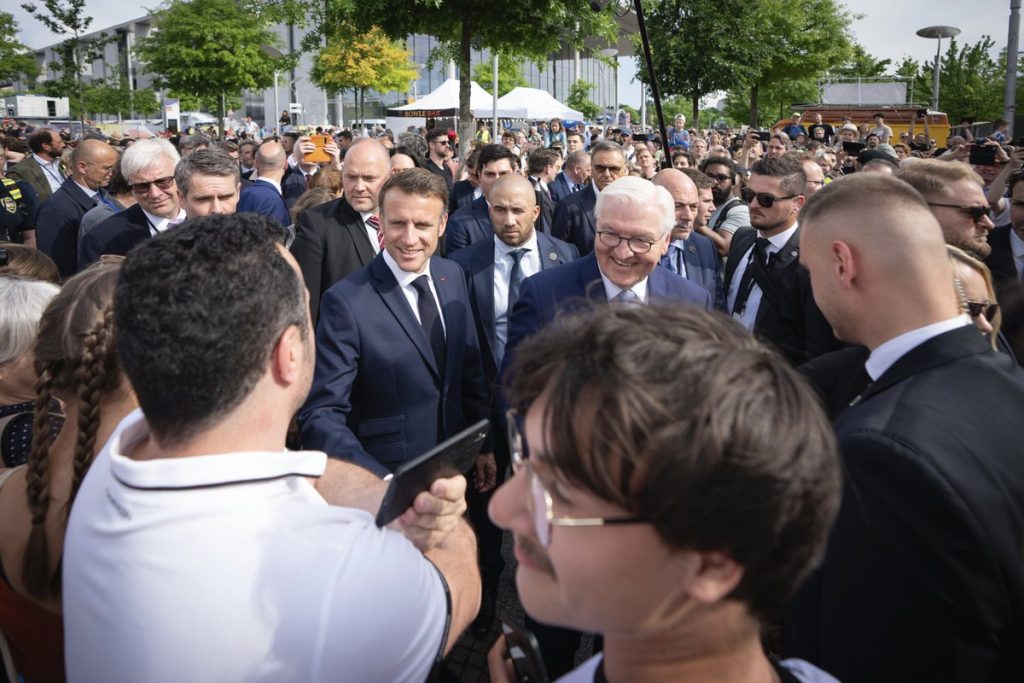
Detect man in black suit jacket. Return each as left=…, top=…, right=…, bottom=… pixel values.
left=291, top=139, right=389, bottom=322
left=36, top=139, right=118, bottom=278
left=423, top=128, right=454, bottom=194
left=448, top=148, right=480, bottom=213
left=548, top=150, right=590, bottom=205
left=724, top=156, right=838, bottom=365
left=984, top=173, right=1024, bottom=363
left=526, top=148, right=561, bottom=236
left=551, top=142, right=627, bottom=256
left=785, top=173, right=1024, bottom=683
left=445, top=144, right=518, bottom=253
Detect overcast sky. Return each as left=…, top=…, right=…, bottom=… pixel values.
left=10, top=0, right=1011, bottom=107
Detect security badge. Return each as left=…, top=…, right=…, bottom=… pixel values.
left=1, top=197, right=16, bottom=214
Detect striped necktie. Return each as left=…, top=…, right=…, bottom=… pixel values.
left=367, top=215, right=383, bottom=250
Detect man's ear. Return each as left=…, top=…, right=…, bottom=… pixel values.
left=271, top=325, right=304, bottom=385
left=686, top=550, right=744, bottom=605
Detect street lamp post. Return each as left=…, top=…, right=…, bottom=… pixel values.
left=1007, top=0, right=1021, bottom=137
left=916, top=25, right=961, bottom=112
left=600, top=48, right=617, bottom=133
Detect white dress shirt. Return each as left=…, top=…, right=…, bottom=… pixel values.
left=142, top=207, right=188, bottom=236
left=601, top=270, right=649, bottom=303
left=1010, top=227, right=1024, bottom=283
left=72, top=180, right=98, bottom=199
left=865, top=315, right=972, bottom=381
left=382, top=250, right=446, bottom=336
left=34, top=153, right=64, bottom=193
left=360, top=210, right=380, bottom=254
left=728, top=222, right=799, bottom=331
left=666, top=239, right=688, bottom=278
left=494, top=233, right=541, bottom=359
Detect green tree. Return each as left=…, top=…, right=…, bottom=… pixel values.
left=20, top=0, right=112, bottom=129
left=328, top=0, right=615, bottom=155
left=917, top=37, right=1002, bottom=124
left=83, top=71, right=160, bottom=119
left=566, top=80, right=600, bottom=121
left=831, top=43, right=892, bottom=79
left=312, top=22, right=418, bottom=126
left=471, top=53, right=528, bottom=98
left=0, top=12, right=37, bottom=85
left=137, top=0, right=287, bottom=137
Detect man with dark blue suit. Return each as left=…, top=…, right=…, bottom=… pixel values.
left=298, top=168, right=494, bottom=483
left=548, top=149, right=590, bottom=205
left=551, top=141, right=627, bottom=256
left=448, top=173, right=577, bottom=636
left=500, top=174, right=711, bottom=678
left=654, top=169, right=725, bottom=310
left=236, top=140, right=291, bottom=226
left=445, top=144, right=518, bottom=254
left=448, top=148, right=480, bottom=213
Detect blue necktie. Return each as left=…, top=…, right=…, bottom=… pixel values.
left=507, top=248, right=527, bottom=315
left=411, top=275, right=445, bottom=373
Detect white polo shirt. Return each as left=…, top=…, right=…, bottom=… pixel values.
left=63, top=409, right=448, bottom=683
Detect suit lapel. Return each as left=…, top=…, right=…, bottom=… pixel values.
left=432, top=259, right=458, bottom=379
left=370, top=256, right=441, bottom=379
left=537, top=234, right=563, bottom=269
left=579, top=253, right=606, bottom=301
left=681, top=238, right=702, bottom=285
left=472, top=197, right=490, bottom=239
left=470, top=246, right=498, bottom=365
left=338, top=199, right=375, bottom=265
left=582, top=186, right=597, bottom=234
left=725, top=229, right=755, bottom=289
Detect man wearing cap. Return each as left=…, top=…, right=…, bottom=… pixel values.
left=782, top=113, right=807, bottom=140
left=667, top=114, right=690, bottom=149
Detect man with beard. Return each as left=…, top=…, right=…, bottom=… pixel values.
left=698, top=155, right=750, bottom=256
left=896, top=159, right=995, bottom=259
left=724, top=156, right=839, bottom=365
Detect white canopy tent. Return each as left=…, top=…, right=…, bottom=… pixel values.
left=488, top=87, right=584, bottom=121
left=386, top=78, right=495, bottom=133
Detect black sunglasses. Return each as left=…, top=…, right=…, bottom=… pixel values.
left=706, top=172, right=732, bottom=183
left=966, top=300, right=999, bottom=321
left=927, top=203, right=989, bottom=223
left=129, top=176, right=175, bottom=195
left=740, top=186, right=798, bottom=208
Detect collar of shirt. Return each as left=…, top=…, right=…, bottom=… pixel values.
left=1009, top=227, right=1024, bottom=266
left=473, top=186, right=483, bottom=200
left=758, top=221, right=799, bottom=253
left=383, top=248, right=430, bottom=284
left=73, top=179, right=98, bottom=198
left=865, top=315, right=972, bottom=381
left=600, top=271, right=649, bottom=303
left=107, top=408, right=327, bottom=490
left=33, top=153, right=58, bottom=170
left=256, top=177, right=282, bottom=194
left=142, top=207, right=186, bottom=234
left=361, top=210, right=380, bottom=253
left=494, top=231, right=539, bottom=263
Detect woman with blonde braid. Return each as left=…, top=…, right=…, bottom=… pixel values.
left=0, top=260, right=133, bottom=682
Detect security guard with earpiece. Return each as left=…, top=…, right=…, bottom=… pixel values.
left=0, top=140, right=39, bottom=244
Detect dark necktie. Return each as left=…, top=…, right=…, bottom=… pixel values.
left=367, top=214, right=383, bottom=250
left=411, top=275, right=446, bottom=373
left=507, top=248, right=527, bottom=316
left=660, top=243, right=685, bottom=275
left=732, top=237, right=773, bottom=316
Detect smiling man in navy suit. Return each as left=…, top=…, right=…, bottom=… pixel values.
left=298, top=168, right=494, bottom=483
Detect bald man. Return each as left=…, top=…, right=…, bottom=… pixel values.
left=291, top=138, right=390, bottom=321
left=785, top=173, right=1024, bottom=683
left=36, top=138, right=118, bottom=277
left=237, top=141, right=291, bottom=227
left=653, top=169, right=724, bottom=309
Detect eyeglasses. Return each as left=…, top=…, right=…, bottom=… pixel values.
left=706, top=173, right=732, bottom=183
left=966, top=300, right=999, bottom=321
left=807, top=179, right=826, bottom=187
left=740, top=186, right=799, bottom=208
left=596, top=230, right=658, bottom=254
left=129, top=176, right=175, bottom=195
left=927, top=203, right=990, bottom=223
left=593, top=163, right=625, bottom=175
left=507, top=409, right=648, bottom=547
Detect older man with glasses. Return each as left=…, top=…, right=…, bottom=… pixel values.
left=79, top=138, right=185, bottom=270
left=724, top=156, right=839, bottom=365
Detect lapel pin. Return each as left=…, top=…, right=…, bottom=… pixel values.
left=791, top=250, right=798, bottom=257
left=688, top=245, right=697, bottom=253
left=548, top=252, right=557, bottom=261
left=439, top=275, right=447, bottom=283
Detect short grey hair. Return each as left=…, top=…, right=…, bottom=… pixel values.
left=175, top=149, right=241, bottom=196
left=0, top=276, right=60, bottom=367
left=121, top=139, right=180, bottom=184
left=595, top=176, right=674, bottom=237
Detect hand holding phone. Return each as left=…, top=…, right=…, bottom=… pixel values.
left=487, top=624, right=551, bottom=683
left=969, top=144, right=997, bottom=166
left=304, top=134, right=332, bottom=164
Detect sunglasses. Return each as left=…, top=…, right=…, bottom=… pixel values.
left=927, top=203, right=989, bottom=223
left=129, top=176, right=175, bottom=195
left=706, top=173, right=732, bottom=183
left=740, top=186, right=798, bottom=208
left=966, top=300, right=999, bottom=321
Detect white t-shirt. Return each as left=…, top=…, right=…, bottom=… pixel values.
left=63, top=409, right=449, bottom=682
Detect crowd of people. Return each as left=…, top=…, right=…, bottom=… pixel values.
left=0, top=104, right=1022, bottom=683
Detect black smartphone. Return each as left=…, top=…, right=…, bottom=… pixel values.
left=374, top=419, right=489, bottom=527
left=633, top=133, right=648, bottom=142
left=842, top=141, right=866, bottom=155
left=916, top=108, right=928, bottom=118
left=502, top=622, right=550, bottom=683
left=755, top=130, right=771, bottom=142
left=969, top=145, right=997, bottom=166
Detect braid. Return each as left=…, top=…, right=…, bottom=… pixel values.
left=21, top=360, right=58, bottom=599
left=70, top=308, right=114, bottom=504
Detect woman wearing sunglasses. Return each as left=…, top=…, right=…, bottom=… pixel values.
left=948, top=245, right=1006, bottom=353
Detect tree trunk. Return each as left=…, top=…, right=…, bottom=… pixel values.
left=218, top=92, right=226, bottom=140
left=692, top=94, right=700, bottom=130
left=457, top=15, right=474, bottom=160
left=358, top=88, right=366, bottom=130
left=749, top=83, right=759, bottom=128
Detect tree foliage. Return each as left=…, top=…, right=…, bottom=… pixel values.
left=897, top=37, right=1004, bottom=124
left=0, top=12, right=37, bottom=84
left=566, top=80, right=600, bottom=121
left=137, top=0, right=287, bottom=136
left=83, top=71, right=160, bottom=118
left=471, top=53, right=529, bottom=98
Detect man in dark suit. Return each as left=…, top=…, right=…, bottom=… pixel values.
left=984, top=172, right=1024, bottom=363
left=237, top=140, right=291, bottom=227
left=654, top=169, right=724, bottom=309
left=548, top=149, right=590, bottom=205
left=551, top=141, right=627, bottom=256
left=447, top=173, right=576, bottom=636
left=785, top=174, right=1024, bottom=683
left=448, top=148, right=479, bottom=213
left=724, top=156, right=838, bottom=365
left=423, top=128, right=454, bottom=194
left=290, top=139, right=389, bottom=322
left=445, top=144, right=518, bottom=253
left=6, top=128, right=65, bottom=207
left=526, top=148, right=561, bottom=235
left=80, top=139, right=185, bottom=269
left=36, top=139, right=118, bottom=278
left=298, top=169, right=493, bottom=483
